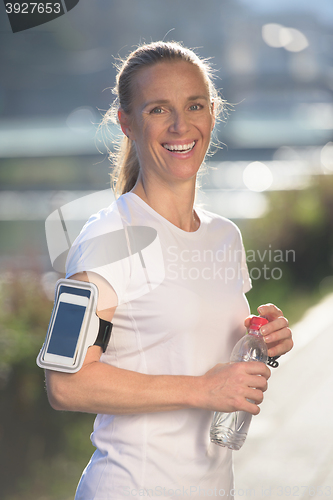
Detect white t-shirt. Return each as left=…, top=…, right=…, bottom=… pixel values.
left=66, top=192, right=251, bottom=500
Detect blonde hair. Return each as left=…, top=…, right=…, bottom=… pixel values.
left=102, top=41, right=226, bottom=197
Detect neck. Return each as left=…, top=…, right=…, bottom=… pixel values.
left=131, top=175, right=200, bottom=232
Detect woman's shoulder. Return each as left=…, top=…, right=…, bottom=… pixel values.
left=79, top=196, right=128, bottom=239
left=65, top=196, right=130, bottom=279
left=196, top=205, right=243, bottom=236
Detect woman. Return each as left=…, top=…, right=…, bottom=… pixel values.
left=46, top=41, right=293, bottom=499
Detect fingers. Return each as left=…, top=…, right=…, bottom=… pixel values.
left=260, top=316, right=289, bottom=337
left=244, top=303, right=294, bottom=358
left=258, top=309, right=293, bottom=357
left=261, top=319, right=291, bottom=346
left=244, top=304, right=288, bottom=333
left=242, top=380, right=267, bottom=409
left=243, top=399, right=262, bottom=416
left=227, top=362, right=270, bottom=414
left=243, top=371, right=269, bottom=411
left=201, top=361, right=270, bottom=415
left=244, top=361, right=271, bottom=381
left=257, top=303, right=283, bottom=321
left=265, top=337, right=294, bottom=357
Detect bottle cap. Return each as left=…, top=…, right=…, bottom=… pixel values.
left=249, top=316, right=269, bottom=330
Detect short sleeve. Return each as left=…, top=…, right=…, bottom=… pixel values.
left=65, top=202, right=130, bottom=305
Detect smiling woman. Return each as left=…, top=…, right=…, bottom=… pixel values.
left=118, top=61, right=215, bottom=206
left=104, top=41, right=225, bottom=200
left=45, top=41, right=293, bottom=500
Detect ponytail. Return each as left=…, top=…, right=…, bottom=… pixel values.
left=100, top=105, right=140, bottom=197
left=110, top=137, right=140, bottom=197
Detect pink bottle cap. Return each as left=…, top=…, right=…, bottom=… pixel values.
left=250, top=316, right=269, bottom=330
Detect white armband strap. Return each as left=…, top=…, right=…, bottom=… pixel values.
left=36, top=279, right=112, bottom=373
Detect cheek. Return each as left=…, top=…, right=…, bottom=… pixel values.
left=202, top=119, right=214, bottom=142
left=196, top=112, right=214, bottom=132
left=141, top=121, right=164, bottom=146
left=134, top=127, right=161, bottom=159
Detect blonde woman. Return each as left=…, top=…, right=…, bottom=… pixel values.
left=46, top=41, right=293, bottom=499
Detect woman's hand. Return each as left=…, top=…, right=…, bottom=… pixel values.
left=198, top=361, right=271, bottom=415
left=244, top=303, right=293, bottom=359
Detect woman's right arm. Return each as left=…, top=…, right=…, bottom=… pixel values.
left=45, top=272, right=270, bottom=416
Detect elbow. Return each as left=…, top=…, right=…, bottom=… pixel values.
left=45, top=370, right=76, bottom=411
left=47, top=383, right=66, bottom=411
left=48, top=392, right=65, bottom=411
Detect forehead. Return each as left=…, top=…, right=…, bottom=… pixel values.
left=131, top=61, right=210, bottom=106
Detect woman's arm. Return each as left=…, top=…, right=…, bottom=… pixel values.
left=45, top=272, right=270, bottom=416
left=46, top=352, right=270, bottom=416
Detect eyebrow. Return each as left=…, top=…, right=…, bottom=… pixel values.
left=142, top=95, right=210, bottom=109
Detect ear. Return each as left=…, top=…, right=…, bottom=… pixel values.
left=118, top=109, right=135, bottom=140
left=210, top=102, right=216, bottom=131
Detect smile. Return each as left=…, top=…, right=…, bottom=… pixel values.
left=163, top=141, right=196, bottom=153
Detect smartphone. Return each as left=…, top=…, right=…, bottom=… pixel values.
left=43, top=290, right=90, bottom=367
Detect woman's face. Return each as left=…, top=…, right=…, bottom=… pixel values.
left=120, top=60, right=215, bottom=187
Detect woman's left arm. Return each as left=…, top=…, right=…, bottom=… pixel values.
left=244, top=303, right=293, bottom=358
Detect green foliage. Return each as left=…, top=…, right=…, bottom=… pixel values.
left=0, top=272, right=95, bottom=500
left=0, top=156, right=110, bottom=190
left=238, top=175, right=333, bottom=324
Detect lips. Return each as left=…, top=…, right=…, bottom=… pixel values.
left=162, top=141, right=196, bottom=153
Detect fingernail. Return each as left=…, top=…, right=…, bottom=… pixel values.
left=261, top=326, right=268, bottom=335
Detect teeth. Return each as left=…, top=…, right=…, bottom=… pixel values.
left=163, top=141, right=195, bottom=152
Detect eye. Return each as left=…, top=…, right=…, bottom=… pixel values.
left=150, top=107, right=164, bottom=114
left=189, top=104, right=203, bottom=111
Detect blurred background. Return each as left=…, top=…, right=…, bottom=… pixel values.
left=0, top=0, right=333, bottom=498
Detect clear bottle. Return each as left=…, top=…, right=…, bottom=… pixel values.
left=210, top=316, right=268, bottom=451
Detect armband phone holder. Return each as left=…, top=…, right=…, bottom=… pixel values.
left=36, top=279, right=112, bottom=373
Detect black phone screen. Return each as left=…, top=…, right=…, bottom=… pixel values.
left=47, top=302, right=86, bottom=358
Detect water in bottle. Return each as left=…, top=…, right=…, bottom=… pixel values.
left=210, top=316, right=268, bottom=450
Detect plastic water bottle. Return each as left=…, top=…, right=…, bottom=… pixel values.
left=210, top=316, right=268, bottom=450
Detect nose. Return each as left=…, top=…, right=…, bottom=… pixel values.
left=168, top=110, right=190, bottom=135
